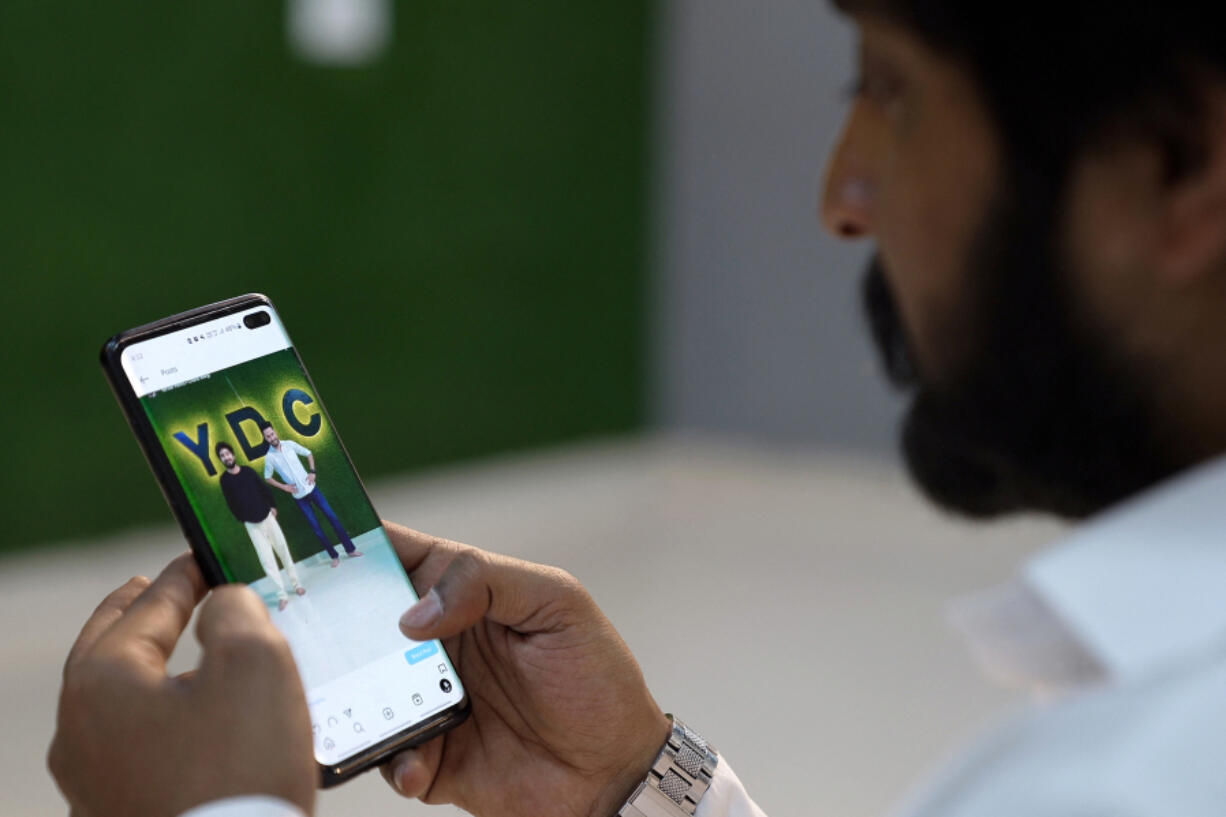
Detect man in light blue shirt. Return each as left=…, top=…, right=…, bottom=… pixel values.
left=261, top=423, right=361, bottom=568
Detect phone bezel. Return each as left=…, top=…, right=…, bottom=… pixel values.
left=100, top=292, right=470, bottom=787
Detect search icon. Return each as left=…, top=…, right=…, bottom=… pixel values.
left=353, top=722, right=365, bottom=734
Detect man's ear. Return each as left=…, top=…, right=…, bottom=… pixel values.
left=1157, top=85, right=1226, bottom=285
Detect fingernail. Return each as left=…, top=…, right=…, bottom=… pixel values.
left=401, top=588, right=443, bottom=630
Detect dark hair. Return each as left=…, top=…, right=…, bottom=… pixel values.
left=832, top=0, right=1224, bottom=181
left=259, top=421, right=273, bottom=431
left=215, top=441, right=234, bottom=458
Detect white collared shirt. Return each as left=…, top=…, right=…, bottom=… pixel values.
left=182, top=457, right=1226, bottom=817
left=263, top=440, right=315, bottom=500
left=890, top=455, right=1226, bottom=817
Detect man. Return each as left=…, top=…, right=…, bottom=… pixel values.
left=261, top=423, right=362, bottom=568
left=49, top=2, right=1226, bottom=816
left=217, top=441, right=307, bottom=612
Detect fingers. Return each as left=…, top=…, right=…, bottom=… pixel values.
left=64, top=575, right=152, bottom=675
left=195, top=584, right=295, bottom=678
left=380, top=738, right=444, bottom=801
left=195, top=583, right=277, bottom=648
left=383, top=521, right=456, bottom=572
left=400, top=548, right=589, bottom=640
left=384, top=521, right=471, bottom=596
left=96, top=553, right=207, bottom=667
left=385, top=520, right=597, bottom=639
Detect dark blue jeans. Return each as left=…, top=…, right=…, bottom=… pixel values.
left=295, top=487, right=356, bottom=559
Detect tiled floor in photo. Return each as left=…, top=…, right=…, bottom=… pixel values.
left=249, top=528, right=417, bottom=691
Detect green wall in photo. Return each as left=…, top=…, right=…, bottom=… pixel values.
left=141, top=348, right=380, bottom=583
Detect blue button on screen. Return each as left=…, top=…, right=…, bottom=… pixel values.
left=405, top=641, right=440, bottom=665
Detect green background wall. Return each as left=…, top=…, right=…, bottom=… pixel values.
left=0, top=2, right=653, bottom=550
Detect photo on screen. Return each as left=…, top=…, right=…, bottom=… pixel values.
left=138, top=347, right=418, bottom=690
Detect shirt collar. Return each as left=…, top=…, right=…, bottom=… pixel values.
left=949, top=455, right=1226, bottom=691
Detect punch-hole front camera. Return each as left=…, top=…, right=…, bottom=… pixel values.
left=243, top=311, right=272, bottom=329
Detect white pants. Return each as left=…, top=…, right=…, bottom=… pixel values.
left=244, top=513, right=302, bottom=601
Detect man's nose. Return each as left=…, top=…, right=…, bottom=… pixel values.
left=821, top=114, right=875, bottom=239
left=821, top=168, right=874, bottom=239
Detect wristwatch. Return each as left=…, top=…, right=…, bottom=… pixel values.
left=617, top=716, right=718, bottom=817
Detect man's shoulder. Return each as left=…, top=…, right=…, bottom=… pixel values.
left=903, top=649, right=1226, bottom=816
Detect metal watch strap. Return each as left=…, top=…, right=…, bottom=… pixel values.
left=617, top=716, right=718, bottom=817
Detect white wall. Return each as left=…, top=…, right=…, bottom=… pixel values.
left=653, top=0, right=904, bottom=452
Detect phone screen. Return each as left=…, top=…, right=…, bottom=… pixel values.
left=116, top=303, right=465, bottom=770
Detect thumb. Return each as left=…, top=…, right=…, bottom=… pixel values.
left=399, top=548, right=591, bottom=640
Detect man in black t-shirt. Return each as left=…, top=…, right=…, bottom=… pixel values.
left=216, top=442, right=306, bottom=611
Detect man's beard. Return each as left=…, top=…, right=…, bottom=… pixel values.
left=863, top=173, right=1181, bottom=520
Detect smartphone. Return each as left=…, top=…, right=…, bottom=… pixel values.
left=100, top=293, right=469, bottom=786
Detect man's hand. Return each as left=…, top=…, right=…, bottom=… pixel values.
left=271, top=508, right=278, bottom=518
left=48, top=554, right=316, bottom=817
left=307, top=473, right=317, bottom=486
left=282, top=484, right=297, bottom=494
left=381, top=523, right=672, bottom=817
